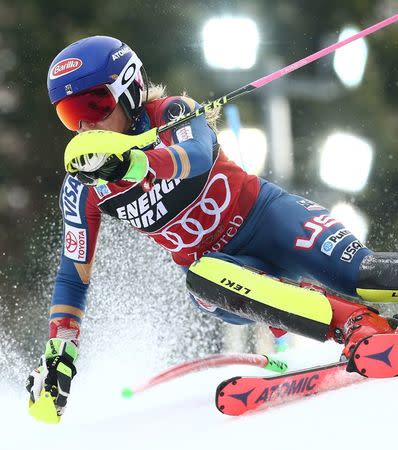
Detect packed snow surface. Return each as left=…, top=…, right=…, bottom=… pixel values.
left=0, top=340, right=395, bottom=450
left=2, top=222, right=396, bottom=450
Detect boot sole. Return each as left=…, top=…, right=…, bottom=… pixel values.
left=348, top=333, right=398, bottom=378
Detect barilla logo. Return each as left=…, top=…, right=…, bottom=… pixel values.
left=50, top=58, right=83, bottom=79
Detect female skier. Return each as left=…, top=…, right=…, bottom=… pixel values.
left=27, top=35, right=398, bottom=420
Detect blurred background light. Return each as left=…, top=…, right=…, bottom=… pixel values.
left=218, top=128, right=267, bottom=175
left=6, top=185, right=30, bottom=210
left=319, top=132, right=373, bottom=192
left=202, top=17, right=260, bottom=70
left=330, top=202, right=369, bottom=243
left=333, top=26, right=368, bottom=89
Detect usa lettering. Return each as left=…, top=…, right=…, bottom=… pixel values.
left=341, top=240, right=364, bottom=262
left=116, top=179, right=180, bottom=229
left=295, top=215, right=339, bottom=250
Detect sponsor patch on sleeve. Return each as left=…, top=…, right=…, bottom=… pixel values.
left=94, top=183, right=111, bottom=199
left=61, top=175, right=85, bottom=225
left=321, top=228, right=352, bottom=256
left=175, top=125, right=193, bottom=142
left=340, top=240, right=365, bottom=262
left=64, top=224, right=87, bottom=262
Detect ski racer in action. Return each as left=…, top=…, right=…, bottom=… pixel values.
left=27, top=35, right=398, bottom=421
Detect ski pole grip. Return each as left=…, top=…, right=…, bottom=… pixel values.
left=264, top=355, right=288, bottom=373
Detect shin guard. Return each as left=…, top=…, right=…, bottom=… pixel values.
left=187, top=257, right=332, bottom=341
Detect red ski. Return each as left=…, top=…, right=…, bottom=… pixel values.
left=348, top=333, right=398, bottom=378
left=215, top=361, right=364, bottom=416
left=216, top=333, right=398, bottom=416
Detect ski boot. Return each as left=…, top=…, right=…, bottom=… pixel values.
left=327, top=293, right=398, bottom=378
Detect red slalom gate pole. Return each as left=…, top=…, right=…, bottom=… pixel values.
left=121, top=353, right=287, bottom=398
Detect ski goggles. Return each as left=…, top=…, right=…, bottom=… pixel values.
left=55, top=85, right=117, bottom=131
left=55, top=53, right=143, bottom=131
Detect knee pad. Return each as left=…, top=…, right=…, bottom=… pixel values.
left=357, top=253, right=398, bottom=302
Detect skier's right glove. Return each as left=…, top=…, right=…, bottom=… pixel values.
left=26, top=338, right=78, bottom=424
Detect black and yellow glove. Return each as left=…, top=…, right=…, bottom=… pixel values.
left=26, top=338, right=78, bottom=424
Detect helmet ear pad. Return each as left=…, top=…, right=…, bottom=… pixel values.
left=119, top=79, right=143, bottom=122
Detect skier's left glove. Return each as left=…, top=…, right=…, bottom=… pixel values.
left=26, top=338, right=78, bottom=423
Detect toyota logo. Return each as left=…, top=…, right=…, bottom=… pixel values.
left=66, top=231, right=77, bottom=252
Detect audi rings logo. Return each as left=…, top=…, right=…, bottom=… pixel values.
left=66, top=231, right=78, bottom=252
left=159, top=173, right=231, bottom=252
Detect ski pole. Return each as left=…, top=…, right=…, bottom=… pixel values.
left=65, top=14, right=398, bottom=169
left=121, top=352, right=287, bottom=398
left=157, top=13, right=398, bottom=134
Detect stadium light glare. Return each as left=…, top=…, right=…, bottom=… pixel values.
left=218, top=128, right=267, bottom=175
left=333, top=26, right=368, bottom=89
left=319, top=132, right=373, bottom=192
left=330, top=202, right=369, bottom=243
left=202, top=17, right=259, bottom=70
